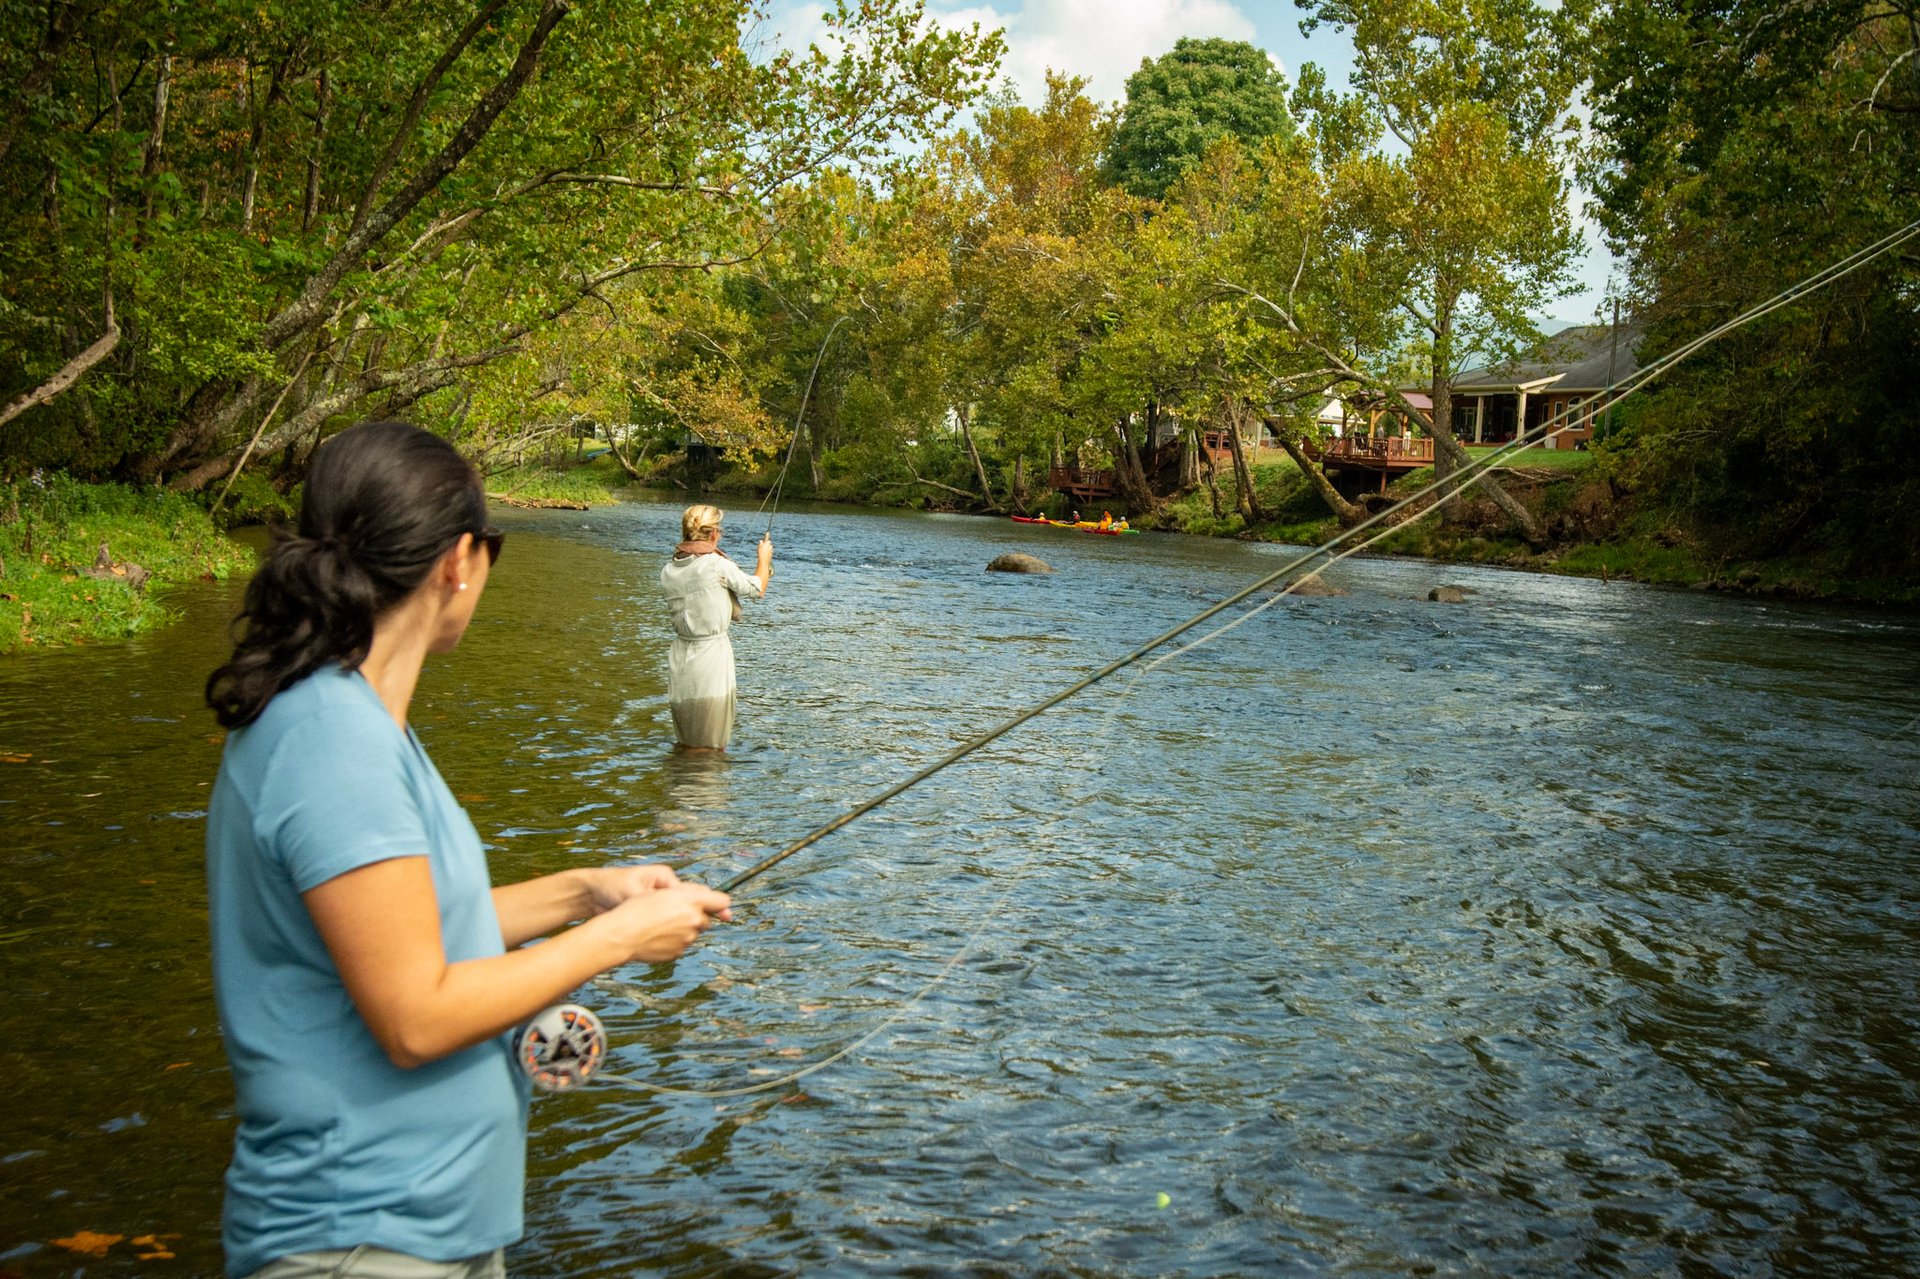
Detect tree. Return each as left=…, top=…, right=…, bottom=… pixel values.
left=1105, top=38, right=1292, bottom=201
left=1284, top=0, right=1587, bottom=543
left=0, top=0, right=1001, bottom=487
left=937, top=75, right=1149, bottom=509
left=1584, top=0, right=1920, bottom=572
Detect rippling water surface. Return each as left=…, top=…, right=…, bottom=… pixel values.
left=2, top=500, right=1917, bottom=1277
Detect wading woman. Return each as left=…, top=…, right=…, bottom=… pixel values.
left=203, top=421, right=732, bottom=1279
left=660, top=504, right=773, bottom=751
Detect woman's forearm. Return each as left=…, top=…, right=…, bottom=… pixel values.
left=308, top=858, right=728, bottom=1069
left=493, top=869, right=595, bottom=948
left=391, top=920, right=631, bottom=1066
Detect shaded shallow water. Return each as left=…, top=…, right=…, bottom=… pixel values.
left=2, top=500, right=1917, bottom=1277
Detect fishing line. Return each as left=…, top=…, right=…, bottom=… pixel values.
left=517, top=216, right=1920, bottom=1096
left=717, top=215, right=1920, bottom=899
left=587, top=878, right=1023, bottom=1097
left=578, top=716, right=1138, bottom=1099
left=757, top=314, right=852, bottom=537
left=1132, top=214, right=1920, bottom=678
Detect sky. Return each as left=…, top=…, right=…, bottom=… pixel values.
left=769, top=0, right=1617, bottom=328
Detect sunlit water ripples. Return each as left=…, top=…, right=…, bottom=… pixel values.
left=1, top=498, right=1916, bottom=1276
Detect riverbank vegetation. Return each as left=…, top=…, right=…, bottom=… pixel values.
left=0, top=476, right=252, bottom=652
left=483, top=456, right=634, bottom=510
left=1, top=0, right=1914, bottom=638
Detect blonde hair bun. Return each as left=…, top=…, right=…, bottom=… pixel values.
left=681, top=503, right=725, bottom=542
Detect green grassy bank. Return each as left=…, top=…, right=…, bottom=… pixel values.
left=1147, top=448, right=1918, bottom=606
left=0, top=476, right=254, bottom=654
left=483, top=454, right=640, bottom=508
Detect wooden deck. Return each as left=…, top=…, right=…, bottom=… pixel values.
left=1049, top=464, right=1116, bottom=501
left=1303, top=436, right=1435, bottom=492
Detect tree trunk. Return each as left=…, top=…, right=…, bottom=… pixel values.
left=956, top=404, right=1001, bottom=511
left=240, top=64, right=262, bottom=232
left=1277, top=431, right=1363, bottom=525
left=170, top=344, right=505, bottom=490
left=154, top=0, right=569, bottom=475
left=140, top=54, right=171, bottom=233
left=1194, top=428, right=1224, bottom=520
left=259, top=0, right=564, bottom=356
left=904, top=464, right=985, bottom=502
left=1427, top=417, right=1547, bottom=546
left=0, top=292, right=118, bottom=428
left=605, top=428, right=653, bottom=480
left=1431, top=305, right=1461, bottom=526
left=303, top=72, right=329, bottom=234
left=1115, top=414, right=1154, bottom=512
left=211, top=349, right=316, bottom=515
left=1231, top=280, right=1547, bottom=548
left=1225, top=398, right=1265, bottom=525
left=348, top=0, right=516, bottom=237
left=1430, top=298, right=1547, bottom=546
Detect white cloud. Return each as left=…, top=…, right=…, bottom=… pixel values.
left=766, top=0, right=1261, bottom=108
left=949, top=0, right=1261, bottom=104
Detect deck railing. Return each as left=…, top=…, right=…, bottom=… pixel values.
left=1048, top=464, right=1116, bottom=495
left=1309, top=436, right=1435, bottom=464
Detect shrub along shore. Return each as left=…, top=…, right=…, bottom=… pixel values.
left=6, top=448, right=1910, bottom=658
left=1141, top=449, right=1917, bottom=605
left=0, top=476, right=254, bottom=654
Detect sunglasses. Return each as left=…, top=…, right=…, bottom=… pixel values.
left=477, top=526, right=504, bottom=566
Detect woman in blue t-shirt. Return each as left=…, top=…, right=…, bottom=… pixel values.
left=204, top=420, right=733, bottom=1279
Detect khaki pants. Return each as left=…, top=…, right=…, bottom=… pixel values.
left=245, top=1246, right=506, bottom=1279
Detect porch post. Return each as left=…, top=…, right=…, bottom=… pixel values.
left=1515, top=389, right=1529, bottom=445
left=1473, top=397, right=1485, bottom=444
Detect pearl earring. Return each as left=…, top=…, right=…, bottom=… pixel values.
left=458, top=582, right=469, bottom=592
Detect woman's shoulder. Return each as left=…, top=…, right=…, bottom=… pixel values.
left=219, top=667, right=403, bottom=798
left=249, top=666, right=394, bottom=746
left=662, top=552, right=723, bottom=581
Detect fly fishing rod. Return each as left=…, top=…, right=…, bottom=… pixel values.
left=717, top=213, right=1920, bottom=895
left=511, top=311, right=847, bottom=1092
left=514, top=215, right=1920, bottom=1092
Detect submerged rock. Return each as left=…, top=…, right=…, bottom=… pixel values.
left=1428, top=585, right=1472, bottom=603
left=1288, top=573, right=1346, bottom=597
left=987, top=552, right=1053, bottom=574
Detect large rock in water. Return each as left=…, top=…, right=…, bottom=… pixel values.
left=1288, top=572, right=1346, bottom=597
left=1428, top=585, right=1473, bottom=603
left=987, top=552, right=1053, bottom=574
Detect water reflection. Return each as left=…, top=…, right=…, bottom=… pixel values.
left=652, top=752, right=739, bottom=869
left=1, top=498, right=1916, bottom=1277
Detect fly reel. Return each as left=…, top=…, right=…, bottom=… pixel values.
left=512, top=1003, right=606, bottom=1092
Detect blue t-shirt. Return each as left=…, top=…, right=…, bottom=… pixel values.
left=205, top=665, right=529, bottom=1277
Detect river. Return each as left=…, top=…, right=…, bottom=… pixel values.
left=2, top=499, right=1916, bottom=1277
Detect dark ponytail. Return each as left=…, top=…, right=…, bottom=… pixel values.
left=206, top=420, right=489, bottom=728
